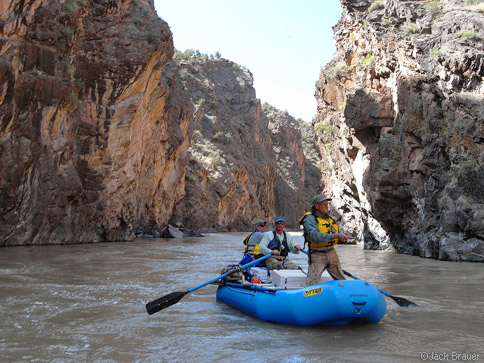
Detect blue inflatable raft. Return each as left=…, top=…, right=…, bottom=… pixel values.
left=216, top=268, right=387, bottom=326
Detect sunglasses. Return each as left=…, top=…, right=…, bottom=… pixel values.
left=276, top=221, right=285, bottom=225
left=259, top=223, right=266, bottom=227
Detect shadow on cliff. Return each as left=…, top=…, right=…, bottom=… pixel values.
left=343, top=80, right=484, bottom=261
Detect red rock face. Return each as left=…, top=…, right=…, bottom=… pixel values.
left=1, top=1, right=320, bottom=245
left=0, top=1, right=195, bottom=245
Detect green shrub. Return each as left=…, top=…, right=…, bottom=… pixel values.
left=212, top=131, right=232, bottom=144
left=314, top=115, right=333, bottom=134
left=70, top=92, right=80, bottom=108
left=62, top=0, right=88, bottom=13
left=391, top=151, right=401, bottom=168
left=196, top=98, right=206, bottom=108
left=402, top=22, right=419, bottom=33
left=191, top=130, right=203, bottom=142
left=368, top=1, right=385, bottom=12
left=460, top=29, right=483, bottom=41
left=180, top=49, right=195, bottom=59
left=185, top=173, right=197, bottom=183
left=430, top=48, right=440, bottom=58
left=209, top=155, right=222, bottom=167
left=179, top=68, right=189, bottom=78
left=146, top=32, right=158, bottom=45
left=333, top=61, right=346, bottom=75
left=425, top=0, right=442, bottom=18
left=60, top=25, right=74, bottom=38
left=362, top=55, right=374, bottom=65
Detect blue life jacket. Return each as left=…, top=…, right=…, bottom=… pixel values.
left=267, top=230, right=289, bottom=257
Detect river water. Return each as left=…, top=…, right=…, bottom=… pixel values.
left=1, top=232, right=483, bottom=363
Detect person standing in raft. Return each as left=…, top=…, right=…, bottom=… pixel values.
left=300, top=195, right=350, bottom=286
left=259, top=216, right=302, bottom=270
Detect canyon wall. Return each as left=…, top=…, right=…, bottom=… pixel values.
left=263, top=103, right=321, bottom=229
left=0, top=1, right=319, bottom=245
left=171, top=51, right=319, bottom=232
left=315, top=0, right=484, bottom=261
left=0, top=0, right=196, bottom=245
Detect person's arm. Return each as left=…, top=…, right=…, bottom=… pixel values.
left=287, top=233, right=301, bottom=254
left=247, top=231, right=263, bottom=245
left=258, top=232, right=273, bottom=255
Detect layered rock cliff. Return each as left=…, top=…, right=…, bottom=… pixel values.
left=315, top=0, right=484, bottom=261
left=171, top=51, right=319, bottom=231
left=0, top=1, right=319, bottom=245
left=0, top=0, right=196, bottom=245
left=263, top=104, right=321, bottom=228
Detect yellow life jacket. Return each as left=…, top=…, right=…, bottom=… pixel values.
left=299, top=212, right=339, bottom=248
left=243, top=232, right=262, bottom=256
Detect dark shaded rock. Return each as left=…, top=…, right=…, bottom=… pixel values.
left=314, top=0, right=484, bottom=260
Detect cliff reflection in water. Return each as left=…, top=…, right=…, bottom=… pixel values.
left=1, top=232, right=483, bottom=362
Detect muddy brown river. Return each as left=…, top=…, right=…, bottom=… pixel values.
left=1, top=232, right=483, bottom=362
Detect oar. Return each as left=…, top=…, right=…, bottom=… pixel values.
left=343, top=270, right=417, bottom=307
left=298, top=266, right=307, bottom=275
left=301, top=249, right=416, bottom=307
left=145, top=253, right=272, bottom=315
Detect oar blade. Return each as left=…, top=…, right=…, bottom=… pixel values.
left=343, top=270, right=417, bottom=307
left=145, top=291, right=187, bottom=315
left=145, top=254, right=272, bottom=316
left=390, top=295, right=417, bottom=307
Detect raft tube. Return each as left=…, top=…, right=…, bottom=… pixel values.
left=216, top=279, right=387, bottom=326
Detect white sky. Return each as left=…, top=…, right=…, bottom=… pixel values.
left=153, top=0, right=342, bottom=122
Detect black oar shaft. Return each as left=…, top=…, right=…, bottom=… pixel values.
left=343, top=270, right=417, bottom=307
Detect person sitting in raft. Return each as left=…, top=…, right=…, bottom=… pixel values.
left=259, top=216, right=302, bottom=270
left=242, top=219, right=267, bottom=259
